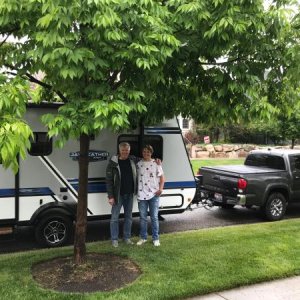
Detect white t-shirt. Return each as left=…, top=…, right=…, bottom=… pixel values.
left=137, top=159, right=164, bottom=200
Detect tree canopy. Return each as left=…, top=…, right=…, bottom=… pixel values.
left=0, top=0, right=182, bottom=144
left=150, top=0, right=300, bottom=126
left=1, top=1, right=299, bottom=137
left=1, top=0, right=299, bottom=263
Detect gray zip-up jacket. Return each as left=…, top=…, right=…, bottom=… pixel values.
left=106, top=155, right=138, bottom=204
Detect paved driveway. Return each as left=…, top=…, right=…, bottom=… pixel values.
left=1, top=203, right=300, bottom=254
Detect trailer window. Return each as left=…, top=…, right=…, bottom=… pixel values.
left=118, top=135, right=163, bottom=160
left=28, top=132, right=52, bottom=156
left=182, top=119, right=189, bottom=129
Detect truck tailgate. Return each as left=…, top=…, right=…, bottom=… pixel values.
left=200, top=165, right=278, bottom=196
left=200, top=168, right=239, bottom=196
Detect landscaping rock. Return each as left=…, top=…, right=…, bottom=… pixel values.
left=196, top=151, right=210, bottom=158
left=204, top=144, right=215, bottom=152
left=223, top=144, right=234, bottom=152
left=227, top=151, right=239, bottom=158
left=214, top=145, right=223, bottom=152
left=238, top=150, right=248, bottom=157
left=212, top=152, right=227, bottom=158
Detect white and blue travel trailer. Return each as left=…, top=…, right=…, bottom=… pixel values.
left=0, top=103, right=196, bottom=247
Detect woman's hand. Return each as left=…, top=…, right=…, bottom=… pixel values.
left=155, top=189, right=163, bottom=196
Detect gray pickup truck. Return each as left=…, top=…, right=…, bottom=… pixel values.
left=198, top=149, right=300, bottom=221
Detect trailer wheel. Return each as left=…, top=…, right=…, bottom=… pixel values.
left=264, top=193, right=286, bottom=221
left=35, top=214, right=73, bottom=247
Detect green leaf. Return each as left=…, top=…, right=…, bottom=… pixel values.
left=36, top=14, right=53, bottom=28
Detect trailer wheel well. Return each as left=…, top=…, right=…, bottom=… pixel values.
left=33, top=207, right=75, bottom=225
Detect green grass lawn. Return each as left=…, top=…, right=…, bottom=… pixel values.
left=1, top=219, right=300, bottom=299
left=191, top=158, right=245, bottom=174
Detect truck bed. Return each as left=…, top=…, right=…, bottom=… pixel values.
left=200, top=165, right=286, bottom=198
left=201, top=165, right=285, bottom=175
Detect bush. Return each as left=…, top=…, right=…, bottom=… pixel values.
left=184, top=130, right=200, bottom=145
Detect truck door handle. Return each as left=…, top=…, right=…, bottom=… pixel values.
left=212, top=175, right=220, bottom=180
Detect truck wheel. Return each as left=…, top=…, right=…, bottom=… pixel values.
left=35, top=214, right=73, bottom=247
left=264, top=193, right=286, bottom=221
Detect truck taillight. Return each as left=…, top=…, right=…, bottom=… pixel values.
left=238, top=178, right=247, bottom=190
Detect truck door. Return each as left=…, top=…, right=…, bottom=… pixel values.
left=289, top=154, right=300, bottom=201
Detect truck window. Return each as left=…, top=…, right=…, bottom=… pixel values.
left=118, top=135, right=163, bottom=160
left=245, top=154, right=285, bottom=170
left=289, top=155, right=300, bottom=172
left=28, top=132, right=53, bottom=156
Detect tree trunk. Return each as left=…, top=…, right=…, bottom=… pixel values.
left=291, top=138, right=295, bottom=149
left=74, top=133, right=90, bottom=265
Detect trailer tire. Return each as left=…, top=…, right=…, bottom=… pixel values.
left=263, top=193, right=286, bottom=221
left=35, top=214, right=73, bottom=247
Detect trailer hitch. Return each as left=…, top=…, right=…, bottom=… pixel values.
left=189, top=198, right=215, bottom=211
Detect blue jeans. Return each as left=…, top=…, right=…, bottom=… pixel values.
left=110, top=194, right=133, bottom=241
left=138, top=196, right=160, bottom=241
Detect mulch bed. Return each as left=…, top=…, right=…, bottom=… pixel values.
left=31, top=253, right=142, bottom=293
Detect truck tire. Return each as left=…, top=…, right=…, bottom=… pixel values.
left=35, top=214, right=73, bottom=247
left=264, top=193, right=286, bottom=221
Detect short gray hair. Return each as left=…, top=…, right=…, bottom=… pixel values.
left=119, top=142, right=130, bottom=150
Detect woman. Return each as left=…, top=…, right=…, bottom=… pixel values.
left=136, top=145, right=165, bottom=247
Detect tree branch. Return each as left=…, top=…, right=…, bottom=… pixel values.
left=0, top=35, right=9, bottom=47
left=107, top=70, right=119, bottom=87
left=107, top=66, right=128, bottom=91
left=198, top=55, right=247, bottom=66
left=24, top=72, right=68, bottom=102
left=0, top=26, right=21, bottom=46
left=4, top=65, right=68, bottom=103
left=197, top=48, right=266, bottom=67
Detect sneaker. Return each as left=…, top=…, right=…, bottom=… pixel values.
left=153, top=240, right=160, bottom=247
left=136, top=239, right=147, bottom=246
left=112, top=240, right=118, bottom=248
left=124, top=239, right=134, bottom=245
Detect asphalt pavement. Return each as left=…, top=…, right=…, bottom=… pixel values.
left=1, top=203, right=300, bottom=254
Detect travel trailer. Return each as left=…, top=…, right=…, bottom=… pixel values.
left=0, top=103, right=196, bottom=247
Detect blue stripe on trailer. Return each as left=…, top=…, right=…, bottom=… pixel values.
left=0, top=189, right=15, bottom=197
left=164, top=181, right=196, bottom=189
left=0, top=187, right=54, bottom=197
left=70, top=182, right=107, bottom=193
left=0, top=181, right=196, bottom=197
left=145, top=130, right=181, bottom=134
left=144, top=127, right=181, bottom=134
left=69, top=180, right=196, bottom=193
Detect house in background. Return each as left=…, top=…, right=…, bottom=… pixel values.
left=178, top=115, right=195, bottom=135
